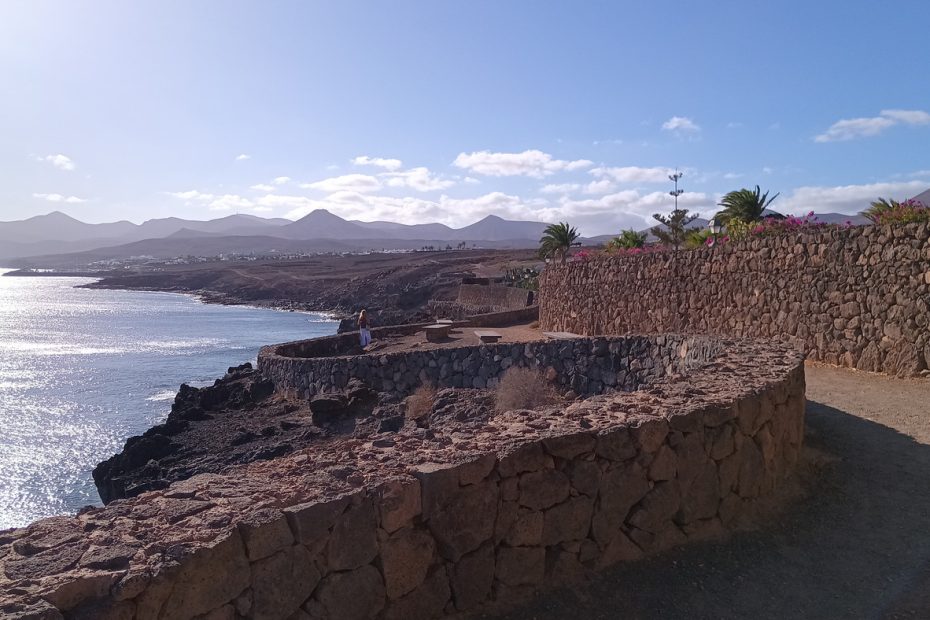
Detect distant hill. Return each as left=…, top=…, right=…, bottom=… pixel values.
left=910, top=188, right=930, bottom=205
left=0, top=205, right=889, bottom=266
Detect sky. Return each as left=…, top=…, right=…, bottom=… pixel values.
left=1, top=0, right=929, bottom=236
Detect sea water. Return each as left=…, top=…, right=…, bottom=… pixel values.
left=0, top=271, right=338, bottom=529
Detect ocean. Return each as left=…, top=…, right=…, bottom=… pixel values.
left=0, top=271, right=338, bottom=530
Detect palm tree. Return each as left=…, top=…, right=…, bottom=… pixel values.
left=861, top=197, right=900, bottom=223
left=651, top=208, right=699, bottom=250
left=716, top=185, right=781, bottom=223
left=606, top=228, right=647, bottom=251
left=539, top=222, right=579, bottom=263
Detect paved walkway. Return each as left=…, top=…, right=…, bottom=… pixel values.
left=484, top=364, right=930, bottom=620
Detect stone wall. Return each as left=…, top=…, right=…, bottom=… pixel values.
left=258, top=334, right=722, bottom=400
left=540, top=223, right=930, bottom=377
left=0, top=338, right=806, bottom=620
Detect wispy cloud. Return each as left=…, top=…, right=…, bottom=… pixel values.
left=590, top=166, right=676, bottom=184
left=301, top=173, right=382, bottom=193
left=250, top=183, right=275, bottom=192
left=777, top=180, right=929, bottom=214
left=37, top=154, right=75, bottom=171
left=33, top=192, right=86, bottom=203
left=235, top=153, right=251, bottom=161
left=815, top=109, right=930, bottom=142
left=273, top=176, right=291, bottom=185
left=352, top=155, right=403, bottom=171
left=661, top=116, right=701, bottom=134
left=381, top=167, right=454, bottom=192
left=452, top=149, right=592, bottom=178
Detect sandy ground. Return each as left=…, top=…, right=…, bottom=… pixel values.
left=482, top=363, right=930, bottom=620
left=363, top=323, right=551, bottom=355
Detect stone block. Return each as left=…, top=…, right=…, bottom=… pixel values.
left=505, top=511, right=544, bottom=547
left=595, top=428, right=637, bottom=461
left=597, top=529, right=643, bottom=568
left=327, top=499, right=378, bottom=571
left=648, top=445, right=677, bottom=481
left=250, top=545, right=321, bottom=620
left=569, top=459, right=602, bottom=496
left=238, top=508, right=294, bottom=562
left=627, top=480, right=681, bottom=534
left=496, top=546, right=545, bottom=587
left=427, top=481, right=498, bottom=561
left=314, top=564, right=385, bottom=620
left=378, top=479, right=422, bottom=534
left=630, top=418, right=668, bottom=452
left=380, top=527, right=436, bottom=600
left=450, top=544, right=495, bottom=611
left=383, top=567, right=450, bottom=620
left=284, top=495, right=352, bottom=546
left=518, top=469, right=570, bottom=510
left=497, top=442, right=548, bottom=477
left=156, top=531, right=251, bottom=620
left=542, top=433, right=596, bottom=460
left=591, top=463, right=650, bottom=546
left=541, top=496, right=594, bottom=545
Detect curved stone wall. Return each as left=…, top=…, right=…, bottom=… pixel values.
left=540, top=223, right=930, bottom=377
left=258, top=333, right=724, bottom=399
left=0, top=337, right=805, bottom=620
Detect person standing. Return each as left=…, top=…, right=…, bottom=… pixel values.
left=358, top=309, right=372, bottom=347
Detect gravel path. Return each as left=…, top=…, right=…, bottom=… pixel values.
left=486, top=363, right=930, bottom=620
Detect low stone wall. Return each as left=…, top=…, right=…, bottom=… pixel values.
left=540, top=223, right=930, bottom=376
left=0, top=338, right=806, bottom=620
left=259, top=333, right=721, bottom=399
left=457, top=284, right=532, bottom=310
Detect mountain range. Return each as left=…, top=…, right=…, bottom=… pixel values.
left=0, top=208, right=875, bottom=268
left=0, top=210, right=558, bottom=266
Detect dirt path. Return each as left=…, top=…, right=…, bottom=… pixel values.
left=486, top=364, right=930, bottom=620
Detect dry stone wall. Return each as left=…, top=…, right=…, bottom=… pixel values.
left=259, top=334, right=722, bottom=399
left=540, top=223, right=930, bottom=377
left=0, top=339, right=806, bottom=620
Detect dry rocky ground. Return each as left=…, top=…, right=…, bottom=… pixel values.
left=484, top=364, right=930, bottom=619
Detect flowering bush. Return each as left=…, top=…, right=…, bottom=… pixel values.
left=750, top=212, right=839, bottom=236
left=572, top=249, right=594, bottom=262
left=866, top=199, right=930, bottom=225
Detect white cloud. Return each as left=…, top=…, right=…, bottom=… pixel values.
left=590, top=166, right=675, bottom=184
left=250, top=184, right=275, bottom=192
left=726, top=122, right=743, bottom=129
left=208, top=194, right=254, bottom=211
left=815, top=109, right=930, bottom=142
left=776, top=180, right=930, bottom=215
left=723, top=172, right=743, bottom=180
left=39, top=154, right=75, bottom=171
left=880, top=109, right=930, bottom=125
left=463, top=177, right=480, bottom=185
left=352, top=155, right=403, bottom=171
left=33, top=193, right=86, bottom=203
left=540, top=183, right=582, bottom=194
left=301, top=173, right=382, bottom=193
left=381, top=167, right=455, bottom=192
left=167, top=190, right=215, bottom=202
left=452, top=149, right=592, bottom=178
left=540, top=180, right=618, bottom=196
left=273, top=176, right=291, bottom=185
left=235, top=154, right=251, bottom=161
left=661, top=116, right=701, bottom=133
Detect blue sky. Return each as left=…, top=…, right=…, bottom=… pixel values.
left=1, top=0, right=929, bottom=235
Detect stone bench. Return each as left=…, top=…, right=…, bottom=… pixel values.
left=543, top=331, right=582, bottom=340
left=425, top=324, right=451, bottom=342
left=474, top=330, right=502, bottom=343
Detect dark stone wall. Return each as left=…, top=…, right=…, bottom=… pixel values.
left=540, top=223, right=930, bottom=377
left=258, top=334, right=724, bottom=399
